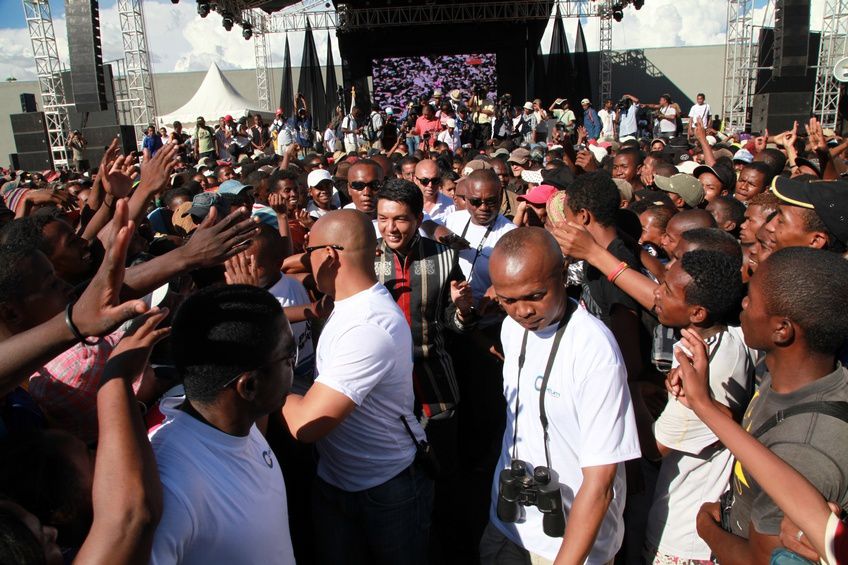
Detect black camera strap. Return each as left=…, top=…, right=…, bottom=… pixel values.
left=510, top=300, right=576, bottom=469
left=460, top=218, right=494, bottom=281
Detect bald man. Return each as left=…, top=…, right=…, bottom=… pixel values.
left=343, top=159, right=383, bottom=218
left=281, top=209, right=433, bottom=564
left=414, top=159, right=455, bottom=224
left=480, top=227, right=640, bottom=565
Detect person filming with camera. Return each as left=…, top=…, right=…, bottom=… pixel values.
left=480, top=227, right=641, bottom=565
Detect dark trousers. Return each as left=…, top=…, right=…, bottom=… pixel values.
left=311, top=464, right=434, bottom=565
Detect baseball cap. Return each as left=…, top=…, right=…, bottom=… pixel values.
left=385, top=107, right=394, bottom=115
left=794, top=157, right=823, bottom=178
left=171, top=201, right=198, bottom=235
left=693, top=163, right=736, bottom=191
left=520, top=169, right=544, bottom=185
left=540, top=167, right=575, bottom=190
left=446, top=118, right=456, bottom=128
left=307, top=168, right=333, bottom=187
left=612, top=178, right=633, bottom=203
left=523, top=101, right=534, bottom=111
left=492, top=148, right=510, bottom=159
left=580, top=98, right=591, bottom=106
left=251, top=205, right=279, bottom=230
left=517, top=184, right=558, bottom=206
left=224, top=114, right=233, bottom=121
left=218, top=179, right=254, bottom=196
left=588, top=145, right=607, bottom=164
left=772, top=177, right=848, bottom=245
left=732, top=148, right=755, bottom=164
left=507, top=148, right=531, bottom=165
left=461, top=159, right=492, bottom=176
left=654, top=174, right=705, bottom=208
left=188, top=192, right=231, bottom=220
left=554, top=98, right=566, bottom=106
left=677, top=161, right=698, bottom=175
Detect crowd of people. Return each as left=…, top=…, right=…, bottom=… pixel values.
left=0, top=82, right=847, bottom=565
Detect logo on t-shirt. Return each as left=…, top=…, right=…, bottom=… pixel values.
left=535, top=376, right=560, bottom=398
left=262, top=450, right=274, bottom=468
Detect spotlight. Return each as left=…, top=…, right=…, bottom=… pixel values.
left=612, top=2, right=624, bottom=21
left=633, top=0, right=644, bottom=8
left=171, top=0, right=179, bottom=4
left=242, top=22, right=253, bottom=40
left=197, top=1, right=210, bottom=16
left=221, top=11, right=234, bottom=31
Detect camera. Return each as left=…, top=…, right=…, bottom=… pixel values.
left=497, top=460, right=566, bottom=537
left=615, top=97, right=632, bottom=112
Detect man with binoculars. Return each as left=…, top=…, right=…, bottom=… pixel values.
left=480, top=227, right=641, bottom=565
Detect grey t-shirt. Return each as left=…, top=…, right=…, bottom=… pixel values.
left=728, top=365, right=848, bottom=538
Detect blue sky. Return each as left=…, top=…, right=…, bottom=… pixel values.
left=0, top=0, right=822, bottom=81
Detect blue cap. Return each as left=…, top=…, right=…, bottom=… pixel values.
left=251, top=205, right=279, bottom=230
left=218, top=179, right=254, bottom=196
left=188, top=192, right=230, bottom=219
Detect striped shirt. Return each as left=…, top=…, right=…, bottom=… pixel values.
left=374, top=235, right=473, bottom=417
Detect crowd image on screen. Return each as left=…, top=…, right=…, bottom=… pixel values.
left=4, top=32, right=848, bottom=565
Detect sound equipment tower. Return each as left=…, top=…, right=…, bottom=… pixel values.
left=65, top=0, right=108, bottom=112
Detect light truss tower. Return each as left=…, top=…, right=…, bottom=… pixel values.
left=722, top=0, right=756, bottom=134
left=813, top=0, right=848, bottom=130
left=118, top=0, right=156, bottom=145
left=599, top=0, right=613, bottom=103
left=244, top=9, right=274, bottom=111
left=22, top=0, right=70, bottom=167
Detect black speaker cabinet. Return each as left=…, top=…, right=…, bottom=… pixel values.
left=774, top=0, right=811, bottom=77
left=751, top=92, right=812, bottom=133
left=20, top=93, right=37, bottom=113
left=65, top=0, right=107, bottom=112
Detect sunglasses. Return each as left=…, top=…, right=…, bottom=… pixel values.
left=304, top=244, right=345, bottom=254
left=416, top=177, right=442, bottom=186
left=467, top=197, right=499, bottom=208
left=350, top=180, right=382, bottom=191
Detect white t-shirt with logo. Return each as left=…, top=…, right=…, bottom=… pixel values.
left=315, top=283, right=423, bottom=491
left=268, top=273, right=315, bottom=395
left=646, top=327, right=754, bottom=560
left=490, top=304, right=642, bottom=563
left=444, top=209, right=516, bottom=302
left=149, top=397, right=295, bottom=565
left=659, top=105, right=678, bottom=134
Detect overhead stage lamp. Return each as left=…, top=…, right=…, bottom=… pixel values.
left=612, top=3, right=624, bottom=21
left=197, top=1, right=210, bottom=17
left=242, top=22, right=253, bottom=40
left=222, top=12, right=235, bottom=31
left=633, top=0, right=645, bottom=9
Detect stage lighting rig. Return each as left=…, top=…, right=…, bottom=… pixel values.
left=633, top=0, right=644, bottom=9
left=612, top=3, right=624, bottom=21
left=197, top=1, right=210, bottom=16
left=221, top=11, right=235, bottom=30
left=242, top=21, right=253, bottom=40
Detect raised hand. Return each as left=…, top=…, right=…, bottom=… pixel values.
left=667, top=328, right=712, bottom=410
left=805, top=117, right=827, bottom=151
left=138, top=143, right=178, bottom=195
left=71, top=198, right=150, bottom=337
left=269, top=192, right=288, bottom=215
left=574, top=149, right=598, bottom=172
left=450, top=280, right=474, bottom=317
left=297, top=208, right=315, bottom=230
left=224, top=251, right=260, bottom=286
left=550, top=220, right=600, bottom=260
left=103, top=307, right=170, bottom=383
left=180, top=205, right=260, bottom=269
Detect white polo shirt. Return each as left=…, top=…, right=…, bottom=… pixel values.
left=315, top=283, right=424, bottom=491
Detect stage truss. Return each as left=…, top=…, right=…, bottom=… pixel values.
left=22, top=0, right=70, bottom=167
left=813, top=0, right=848, bottom=130
left=118, top=0, right=158, bottom=147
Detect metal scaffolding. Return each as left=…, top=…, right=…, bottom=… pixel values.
left=22, top=0, right=70, bottom=167
left=599, top=0, right=613, bottom=104
left=722, top=0, right=757, bottom=134
left=268, top=1, right=604, bottom=33
left=118, top=0, right=157, bottom=146
left=244, top=9, right=274, bottom=111
left=813, top=0, right=848, bottom=130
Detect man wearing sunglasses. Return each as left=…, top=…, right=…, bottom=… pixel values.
left=343, top=159, right=384, bottom=237
left=414, top=159, right=455, bottom=225
left=283, top=209, right=433, bottom=564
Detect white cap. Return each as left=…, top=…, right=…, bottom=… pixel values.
left=588, top=145, right=607, bottom=163
left=705, top=135, right=717, bottom=146
left=677, top=161, right=699, bottom=175
left=385, top=107, right=394, bottom=115
left=520, top=169, right=544, bottom=184
left=446, top=118, right=456, bottom=128
left=581, top=98, right=591, bottom=106
left=523, top=101, right=534, bottom=111
left=307, top=168, right=333, bottom=187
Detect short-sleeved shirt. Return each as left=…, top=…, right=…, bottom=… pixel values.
left=490, top=304, right=641, bottom=563
left=267, top=274, right=314, bottom=395
left=728, top=365, right=848, bottom=538
left=658, top=105, right=678, bottom=134
left=688, top=103, right=712, bottom=128
left=553, top=108, right=576, bottom=130
left=314, top=283, right=424, bottom=491
left=580, top=238, right=641, bottom=327
left=194, top=126, right=214, bottom=154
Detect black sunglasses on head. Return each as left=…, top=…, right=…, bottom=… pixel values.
left=416, top=177, right=442, bottom=187
left=350, top=180, right=382, bottom=191
left=304, top=244, right=345, bottom=254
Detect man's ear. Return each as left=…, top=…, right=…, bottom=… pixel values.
left=235, top=372, right=258, bottom=402
left=688, top=304, right=708, bottom=326
left=772, top=316, right=796, bottom=348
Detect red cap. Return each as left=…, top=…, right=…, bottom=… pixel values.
left=275, top=108, right=283, bottom=115
left=517, top=184, right=558, bottom=205
left=224, top=114, right=233, bottom=121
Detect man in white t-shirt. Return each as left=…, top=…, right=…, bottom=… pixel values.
left=415, top=159, right=454, bottom=225
left=616, top=94, right=640, bottom=139
left=598, top=98, right=615, bottom=140
left=481, top=227, right=641, bottom=564
left=639, top=250, right=753, bottom=564
left=149, top=285, right=296, bottom=565
left=341, top=107, right=364, bottom=154
left=688, top=93, right=712, bottom=137
left=282, top=209, right=433, bottom=564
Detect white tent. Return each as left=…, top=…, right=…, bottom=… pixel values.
left=156, top=63, right=274, bottom=127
